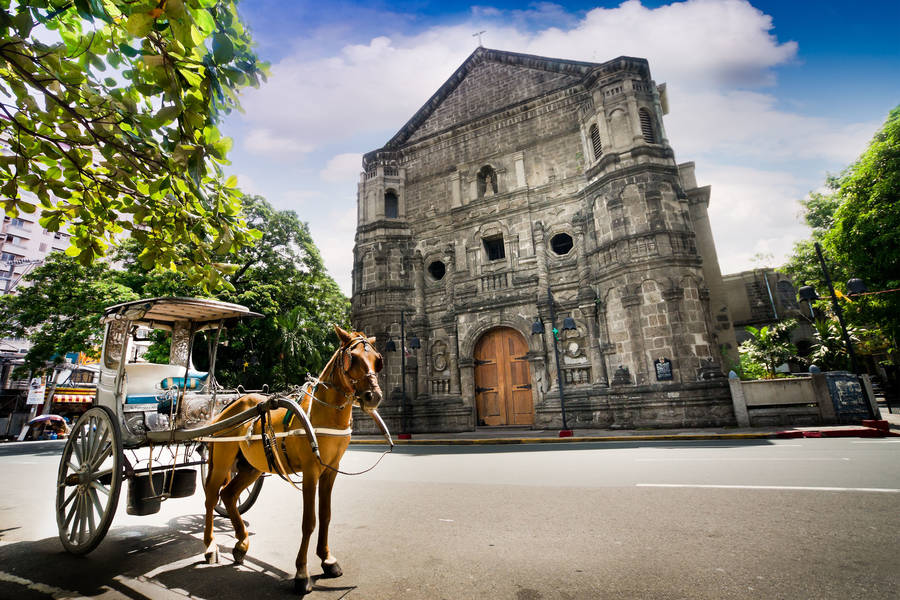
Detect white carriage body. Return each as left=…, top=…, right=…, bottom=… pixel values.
left=96, top=297, right=261, bottom=447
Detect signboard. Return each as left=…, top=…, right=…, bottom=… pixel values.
left=26, top=376, right=46, bottom=405
left=654, top=358, right=673, bottom=381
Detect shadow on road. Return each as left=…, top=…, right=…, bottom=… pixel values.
left=0, top=514, right=330, bottom=599
left=350, top=438, right=778, bottom=457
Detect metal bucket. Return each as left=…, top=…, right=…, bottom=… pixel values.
left=164, top=468, right=197, bottom=498
left=126, top=473, right=164, bottom=516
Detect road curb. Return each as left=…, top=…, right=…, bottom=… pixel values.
left=350, top=432, right=776, bottom=445
left=350, top=427, right=899, bottom=445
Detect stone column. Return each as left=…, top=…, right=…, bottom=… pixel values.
left=594, top=300, right=612, bottom=387
left=579, top=299, right=607, bottom=386
left=621, top=291, right=647, bottom=385
left=450, top=172, right=462, bottom=209
left=625, top=83, right=643, bottom=145
left=662, top=286, right=687, bottom=383
left=413, top=254, right=429, bottom=397
left=448, top=319, right=461, bottom=395
left=513, top=151, right=527, bottom=189
left=533, top=220, right=549, bottom=295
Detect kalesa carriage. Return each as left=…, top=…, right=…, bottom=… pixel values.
left=56, top=297, right=391, bottom=594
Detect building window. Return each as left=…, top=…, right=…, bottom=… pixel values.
left=39, top=243, right=47, bottom=252
left=482, top=235, right=505, bottom=261
left=9, top=218, right=29, bottom=230
left=589, top=124, right=602, bottom=160
left=550, top=233, right=574, bottom=255
left=384, top=190, right=399, bottom=218
left=639, top=108, right=656, bottom=143
left=428, top=260, right=446, bottom=281
left=477, top=165, right=498, bottom=198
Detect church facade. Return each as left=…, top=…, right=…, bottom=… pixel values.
left=351, top=48, right=739, bottom=433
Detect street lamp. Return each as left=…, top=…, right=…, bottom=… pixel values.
left=532, top=286, right=577, bottom=437
left=801, top=242, right=875, bottom=419
left=383, top=310, right=419, bottom=438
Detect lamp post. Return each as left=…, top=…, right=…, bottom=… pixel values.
left=384, top=310, right=420, bottom=439
left=532, top=286, right=577, bottom=437
left=799, top=242, right=875, bottom=420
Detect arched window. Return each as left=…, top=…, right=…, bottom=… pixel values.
left=589, top=124, right=602, bottom=160
left=477, top=165, right=498, bottom=198
left=384, top=189, right=398, bottom=219
left=639, top=108, right=656, bottom=143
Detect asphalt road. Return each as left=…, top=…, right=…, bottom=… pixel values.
left=0, top=437, right=898, bottom=599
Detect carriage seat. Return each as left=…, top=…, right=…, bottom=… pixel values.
left=123, top=364, right=208, bottom=405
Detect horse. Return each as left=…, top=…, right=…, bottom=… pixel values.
left=201, top=325, right=384, bottom=595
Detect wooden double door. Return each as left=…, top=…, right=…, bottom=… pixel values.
left=474, top=327, right=533, bottom=426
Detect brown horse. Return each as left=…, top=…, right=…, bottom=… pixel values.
left=202, top=325, right=384, bottom=595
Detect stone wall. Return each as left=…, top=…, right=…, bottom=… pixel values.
left=352, top=48, right=735, bottom=432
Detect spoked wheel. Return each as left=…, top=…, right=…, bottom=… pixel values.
left=56, top=406, right=124, bottom=555
left=198, top=444, right=264, bottom=517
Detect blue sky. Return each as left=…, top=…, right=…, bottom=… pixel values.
left=220, top=0, right=900, bottom=294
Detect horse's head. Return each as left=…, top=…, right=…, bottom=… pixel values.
left=334, top=325, right=384, bottom=411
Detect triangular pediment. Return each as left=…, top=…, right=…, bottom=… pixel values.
left=384, top=48, right=598, bottom=149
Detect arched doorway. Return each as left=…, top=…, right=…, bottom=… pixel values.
left=474, top=327, right=533, bottom=426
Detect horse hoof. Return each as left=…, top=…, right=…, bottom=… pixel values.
left=204, top=547, right=218, bottom=565
left=321, top=561, right=343, bottom=578
left=293, top=577, right=313, bottom=595
left=233, top=546, right=247, bottom=565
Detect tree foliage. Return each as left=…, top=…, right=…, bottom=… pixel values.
left=1, top=195, right=350, bottom=387
left=738, top=321, right=799, bottom=379
left=783, top=105, right=900, bottom=361
left=0, top=0, right=266, bottom=290
left=0, top=252, right=138, bottom=370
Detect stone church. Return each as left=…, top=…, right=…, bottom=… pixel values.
left=351, top=48, right=739, bottom=433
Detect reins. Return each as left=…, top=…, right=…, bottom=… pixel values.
left=252, top=335, right=390, bottom=484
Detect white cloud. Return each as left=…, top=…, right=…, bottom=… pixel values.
left=244, top=128, right=314, bottom=157
left=238, top=0, right=802, bottom=159
left=700, top=164, right=811, bottom=273
left=665, top=89, right=877, bottom=163
left=321, top=153, right=363, bottom=183
left=230, top=0, right=883, bottom=292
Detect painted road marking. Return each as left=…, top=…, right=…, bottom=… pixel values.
left=852, top=440, right=900, bottom=444
left=635, top=457, right=850, bottom=462
left=637, top=484, right=900, bottom=493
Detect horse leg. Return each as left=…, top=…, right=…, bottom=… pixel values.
left=316, top=468, right=342, bottom=578
left=221, top=458, right=261, bottom=565
left=203, top=443, right=240, bottom=564
left=294, top=473, right=319, bottom=595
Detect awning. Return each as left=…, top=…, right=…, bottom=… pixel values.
left=52, top=388, right=95, bottom=404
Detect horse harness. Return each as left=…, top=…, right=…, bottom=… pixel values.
left=259, top=335, right=387, bottom=486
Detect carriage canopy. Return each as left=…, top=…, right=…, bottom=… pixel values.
left=102, top=297, right=262, bottom=329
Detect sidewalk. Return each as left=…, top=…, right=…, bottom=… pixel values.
left=351, top=406, right=900, bottom=445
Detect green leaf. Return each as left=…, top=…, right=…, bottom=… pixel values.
left=193, top=8, right=215, bottom=35
left=14, top=11, right=34, bottom=37
left=155, top=104, right=183, bottom=124
left=118, top=43, right=140, bottom=57
left=212, top=33, right=234, bottom=64
left=126, top=13, right=155, bottom=37
left=225, top=175, right=238, bottom=188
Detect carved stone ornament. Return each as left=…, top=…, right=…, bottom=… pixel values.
left=432, top=340, right=449, bottom=372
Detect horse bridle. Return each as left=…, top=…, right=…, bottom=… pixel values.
left=313, top=335, right=382, bottom=411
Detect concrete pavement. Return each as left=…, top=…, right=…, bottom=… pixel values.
left=352, top=405, right=900, bottom=445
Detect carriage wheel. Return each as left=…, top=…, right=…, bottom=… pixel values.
left=198, top=444, right=264, bottom=516
left=56, top=406, right=124, bottom=555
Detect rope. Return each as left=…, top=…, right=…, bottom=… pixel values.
left=317, top=446, right=393, bottom=476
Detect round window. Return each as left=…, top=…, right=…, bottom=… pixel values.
left=428, top=260, right=446, bottom=280
left=550, top=233, right=574, bottom=255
